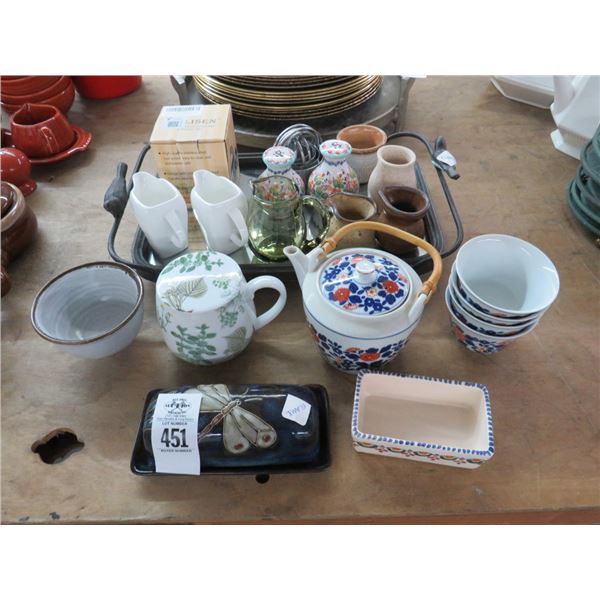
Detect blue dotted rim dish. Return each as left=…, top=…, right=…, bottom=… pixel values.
left=351, top=370, right=495, bottom=462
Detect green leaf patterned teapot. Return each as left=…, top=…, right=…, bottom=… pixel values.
left=156, top=251, right=287, bottom=365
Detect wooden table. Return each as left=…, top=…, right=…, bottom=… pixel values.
left=2, top=76, right=599, bottom=524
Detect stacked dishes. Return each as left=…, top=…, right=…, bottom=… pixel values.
left=566, top=125, right=600, bottom=237
left=1, top=76, right=75, bottom=114
left=192, top=75, right=383, bottom=120
left=446, top=234, right=560, bottom=354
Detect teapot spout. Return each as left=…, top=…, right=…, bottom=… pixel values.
left=283, top=246, right=308, bottom=286
left=284, top=245, right=324, bottom=287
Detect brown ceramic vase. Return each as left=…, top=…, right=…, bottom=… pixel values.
left=1, top=182, right=38, bottom=296
left=375, top=186, right=430, bottom=255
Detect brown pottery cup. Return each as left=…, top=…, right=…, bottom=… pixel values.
left=10, top=103, right=75, bottom=158
left=375, top=186, right=430, bottom=255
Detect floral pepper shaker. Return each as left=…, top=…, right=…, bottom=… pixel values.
left=260, top=146, right=305, bottom=194
left=308, top=140, right=360, bottom=200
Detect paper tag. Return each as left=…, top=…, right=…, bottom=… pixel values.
left=281, top=394, right=311, bottom=426
left=436, top=150, right=457, bottom=167
left=151, top=392, right=202, bottom=475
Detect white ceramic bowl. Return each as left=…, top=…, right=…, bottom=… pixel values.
left=454, top=234, right=559, bottom=318
left=448, top=309, right=537, bottom=354
left=31, top=262, right=144, bottom=358
left=445, top=285, right=534, bottom=337
left=449, top=264, right=540, bottom=326
left=351, top=370, right=494, bottom=469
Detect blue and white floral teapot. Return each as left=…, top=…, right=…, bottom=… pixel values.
left=283, top=222, right=442, bottom=373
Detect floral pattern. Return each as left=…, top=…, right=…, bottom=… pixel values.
left=170, top=324, right=218, bottom=364
left=309, top=324, right=407, bottom=372
left=353, top=441, right=486, bottom=465
left=451, top=322, right=510, bottom=354
left=320, top=253, right=410, bottom=315
left=161, top=251, right=224, bottom=276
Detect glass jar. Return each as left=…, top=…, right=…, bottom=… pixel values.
left=248, top=176, right=330, bottom=262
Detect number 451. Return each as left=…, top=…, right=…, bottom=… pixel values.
left=161, top=428, right=189, bottom=448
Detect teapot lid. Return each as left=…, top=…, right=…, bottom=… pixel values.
left=157, top=251, right=242, bottom=312
left=319, top=251, right=411, bottom=315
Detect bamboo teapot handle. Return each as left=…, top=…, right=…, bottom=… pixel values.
left=320, top=221, right=442, bottom=302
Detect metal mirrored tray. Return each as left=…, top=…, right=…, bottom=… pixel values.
left=104, top=132, right=463, bottom=282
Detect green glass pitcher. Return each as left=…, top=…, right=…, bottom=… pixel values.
left=248, top=176, right=331, bottom=262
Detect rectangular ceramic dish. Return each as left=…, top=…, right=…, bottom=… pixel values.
left=131, top=384, right=330, bottom=476
left=351, top=371, right=494, bottom=469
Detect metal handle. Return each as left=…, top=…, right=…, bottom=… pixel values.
left=387, top=131, right=463, bottom=265
left=103, top=144, right=156, bottom=278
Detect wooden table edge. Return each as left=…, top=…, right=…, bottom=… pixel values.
left=5, top=507, right=600, bottom=525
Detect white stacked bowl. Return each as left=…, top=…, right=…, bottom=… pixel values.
left=446, top=234, right=559, bottom=354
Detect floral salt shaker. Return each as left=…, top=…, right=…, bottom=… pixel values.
left=260, top=146, right=305, bottom=194
left=308, top=140, right=359, bottom=200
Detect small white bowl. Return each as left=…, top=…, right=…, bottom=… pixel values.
left=446, top=285, right=535, bottom=337
left=450, top=263, right=541, bottom=326
left=454, top=234, right=559, bottom=317
left=351, top=371, right=494, bottom=469
left=31, top=262, right=144, bottom=359
left=448, top=309, right=537, bottom=354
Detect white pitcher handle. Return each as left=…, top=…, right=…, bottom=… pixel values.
left=244, top=276, right=287, bottom=330
left=164, top=209, right=187, bottom=248
left=228, top=207, right=249, bottom=247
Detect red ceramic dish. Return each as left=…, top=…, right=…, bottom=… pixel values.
left=1, top=76, right=72, bottom=104
left=72, top=76, right=142, bottom=99
left=1, top=76, right=61, bottom=96
left=1, top=127, right=92, bottom=165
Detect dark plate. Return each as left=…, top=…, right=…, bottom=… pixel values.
left=566, top=180, right=600, bottom=237
left=131, top=384, right=331, bottom=476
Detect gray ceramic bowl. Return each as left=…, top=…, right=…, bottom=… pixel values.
left=31, top=262, right=144, bottom=359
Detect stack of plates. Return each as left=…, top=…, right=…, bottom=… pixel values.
left=566, top=125, right=600, bottom=237
left=192, top=75, right=383, bottom=120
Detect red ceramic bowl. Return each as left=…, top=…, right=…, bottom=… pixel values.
left=1, top=83, right=75, bottom=114
left=72, top=76, right=142, bottom=99
left=1, top=76, right=72, bottom=104
left=1, top=76, right=61, bottom=96
left=38, top=82, right=75, bottom=114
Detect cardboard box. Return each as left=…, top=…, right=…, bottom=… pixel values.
left=150, top=104, right=239, bottom=201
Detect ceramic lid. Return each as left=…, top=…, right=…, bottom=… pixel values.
left=156, top=251, right=243, bottom=312
left=320, top=139, right=352, bottom=162
left=262, top=146, right=296, bottom=170
left=319, top=251, right=411, bottom=315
